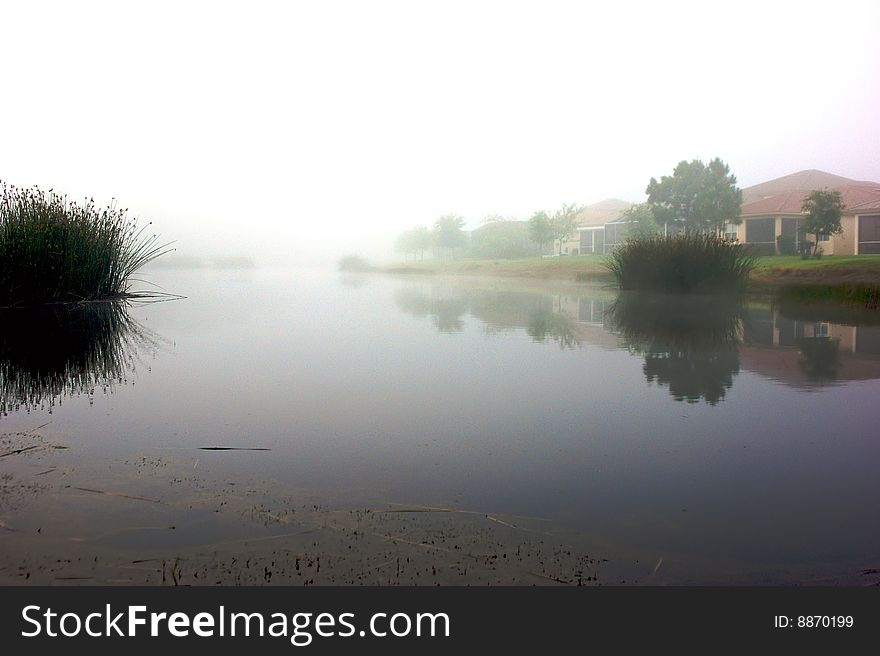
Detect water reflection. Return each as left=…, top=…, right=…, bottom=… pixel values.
left=526, top=309, right=579, bottom=349
left=394, top=287, right=469, bottom=333
left=394, top=280, right=880, bottom=402
left=0, top=302, right=158, bottom=414
left=743, top=300, right=880, bottom=388
left=796, top=337, right=841, bottom=384
left=608, top=293, right=744, bottom=405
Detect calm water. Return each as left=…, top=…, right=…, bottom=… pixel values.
left=2, top=268, right=879, bottom=582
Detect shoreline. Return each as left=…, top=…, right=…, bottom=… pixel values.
left=3, top=429, right=874, bottom=586
left=375, top=256, right=880, bottom=293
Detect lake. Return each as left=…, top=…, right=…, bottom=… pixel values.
left=1, top=269, right=878, bottom=585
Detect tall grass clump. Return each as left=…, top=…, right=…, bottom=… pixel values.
left=604, top=234, right=756, bottom=293
left=0, top=181, right=172, bottom=307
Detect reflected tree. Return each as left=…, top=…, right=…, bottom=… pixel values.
left=393, top=287, right=468, bottom=333
left=526, top=309, right=579, bottom=349
left=642, top=349, right=740, bottom=405
left=609, top=292, right=744, bottom=404
left=797, top=336, right=841, bottom=384
left=395, top=284, right=559, bottom=337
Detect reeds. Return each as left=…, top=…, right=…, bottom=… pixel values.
left=604, top=233, right=756, bottom=293
left=0, top=181, right=172, bottom=306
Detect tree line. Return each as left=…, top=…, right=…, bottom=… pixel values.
left=396, top=204, right=589, bottom=261
left=395, top=158, right=845, bottom=260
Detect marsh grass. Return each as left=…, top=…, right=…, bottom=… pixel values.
left=0, top=181, right=173, bottom=307
left=604, top=234, right=756, bottom=292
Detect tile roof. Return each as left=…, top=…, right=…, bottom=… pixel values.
left=741, top=169, right=875, bottom=204
left=739, top=169, right=880, bottom=217
left=573, top=198, right=633, bottom=227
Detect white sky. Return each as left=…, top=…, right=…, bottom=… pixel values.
left=2, top=0, right=878, bottom=265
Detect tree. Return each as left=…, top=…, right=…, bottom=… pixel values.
left=469, top=220, right=531, bottom=259
left=395, top=229, right=417, bottom=260
left=619, top=203, right=661, bottom=240
left=527, top=211, right=553, bottom=254
left=549, top=203, right=582, bottom=255
left=433, top=214, right=466, bottom=257
left=801, top=189, right=845, bottom=256
left=646, top=158, right=742, bottom=234
left=410, top=226, right=432, bottom=260
left=337, top=254, right=370, bottom=272
left=395, top=226, right=431, bottom=260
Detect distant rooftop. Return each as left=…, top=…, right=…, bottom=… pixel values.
left=574, top=198, right=633, bottom=227
left=740, top=169, right=880, bottom=216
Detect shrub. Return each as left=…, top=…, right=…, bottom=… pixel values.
left=337, top=254, right=372, bottom=272
left=604, top=233, right=756, bottom=293
left=0, top=181, right=171, bottom=307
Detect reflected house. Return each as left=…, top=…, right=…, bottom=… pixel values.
left=392, top=280, right=880, bottom=401
left=741, top=304, right=880, bottom=388
left=729, top=169, right=880, bottom=255
left=551, top=293, right=620, bottom=349
left=562, top=292, right=880, bottom=399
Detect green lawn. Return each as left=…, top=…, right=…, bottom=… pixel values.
left=384, top=255, right=608, bottom=277
left=752, top=255, right=880, bottom=270
left=383, top=254, right=880, bottom=287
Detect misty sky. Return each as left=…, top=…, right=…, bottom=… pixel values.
left=2, top=0, right=878, bottom=264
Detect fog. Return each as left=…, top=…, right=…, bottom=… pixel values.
left=1, top=0, right=878, bottom=267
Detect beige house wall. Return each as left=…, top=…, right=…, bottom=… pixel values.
left=553, top=234, right=578, bottom=255
left=737, top=213, right=866, bottom=256
left=831, top=214, right=856, bottom=256
left=830, top=325, right=856, bottom=352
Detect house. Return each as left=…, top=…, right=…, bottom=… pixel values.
left=554, top=169, right=880, bottom=257
left=729, top=169, right=880, bottom=255
left=553, top=198, right=633, bottom=255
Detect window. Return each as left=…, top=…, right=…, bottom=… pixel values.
left=859, top=215, right=880, bottom=254
left=723, top=223, right=738, bottom=241
left=745, top=217, right=774, bottom=244
left=817, top=233, right=829, bottom=242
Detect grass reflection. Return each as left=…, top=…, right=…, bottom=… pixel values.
left=1, top=301, right=160, bottom=413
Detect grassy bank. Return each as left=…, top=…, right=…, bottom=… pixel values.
left=382, top=254, right=880, bottom=290
left=748, top=255, right=880, bottom=289
left=383, top=255, right=612, bottom=280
